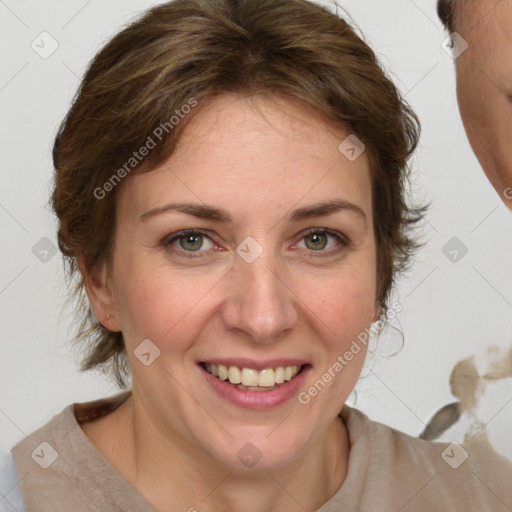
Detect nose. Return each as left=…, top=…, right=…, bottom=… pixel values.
left=220, top=246, right=299, bottom=344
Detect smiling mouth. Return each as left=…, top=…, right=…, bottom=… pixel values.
left=200, top=362, right=307, bottom=391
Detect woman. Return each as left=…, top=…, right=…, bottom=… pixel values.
left=6, top=0, right=512, bottom=510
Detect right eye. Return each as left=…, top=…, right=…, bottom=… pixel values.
left=165, top=229, right=218, bottom=258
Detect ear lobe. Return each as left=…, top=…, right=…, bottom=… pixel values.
left=78, top=256, right=121, bottom=332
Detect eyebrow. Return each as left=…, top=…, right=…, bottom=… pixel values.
left=140, top=199, right=367, bottom=226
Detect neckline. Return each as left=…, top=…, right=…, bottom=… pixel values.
left=65, top=390, right=158, bottom=510
left=67, top=391, right=370, bottom=511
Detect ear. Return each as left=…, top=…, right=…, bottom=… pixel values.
left=78, top=256, right=122, bottom=332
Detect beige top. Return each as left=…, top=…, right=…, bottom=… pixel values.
left=9, top=391, right=512, bottom=511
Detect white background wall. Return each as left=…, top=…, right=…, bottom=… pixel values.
left=1, top=0, right=511, bottom=472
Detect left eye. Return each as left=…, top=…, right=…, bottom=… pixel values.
left=168, top=230, right=214, bottom=253
left=296, top=228, right=348, bottom=252
left=164, top=228, right=348, bottom=258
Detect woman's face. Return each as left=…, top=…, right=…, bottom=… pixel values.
left=97, top=94, right=378, bottom=469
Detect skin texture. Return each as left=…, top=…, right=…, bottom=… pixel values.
left=453, top=0, right=512, bottom=208
left=80, top=93, right=379, bottom=512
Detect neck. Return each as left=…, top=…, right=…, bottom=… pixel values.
left=84, top=390, right=350, bottom=512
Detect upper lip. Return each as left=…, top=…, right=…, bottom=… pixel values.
left=199, top=358, right=309, bottom=372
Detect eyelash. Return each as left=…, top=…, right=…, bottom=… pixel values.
left=163, top=228, right=351, bottom=259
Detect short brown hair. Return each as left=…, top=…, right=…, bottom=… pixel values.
left=438, top=0, right=457, bottom=32
left=51, top=0, right=426, bottom=389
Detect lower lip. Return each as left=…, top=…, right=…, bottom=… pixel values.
left=199, top=364, right=311, bottom=410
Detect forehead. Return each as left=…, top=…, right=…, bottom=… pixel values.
left=118, top=94, right=373, bottom=223
left=176, top=93, right=348, bottom=156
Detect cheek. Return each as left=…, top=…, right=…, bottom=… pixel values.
left=300, top=275, right=373, bottom=403
left=113, top=243, right=377, bottom=351
left=456, top=72, right=492, bottom=154
left=455, top=53, right=503, bottom=131
left=456, top=63, right=512, bottom=175
left=329, top=281, right=376, bottom=339
left=456, top=67, right=482, bottom=126
left=111, top=254, right=199, bottom=344
left=299, top=264, right=377, bottom=340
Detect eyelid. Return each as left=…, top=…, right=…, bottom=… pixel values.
left=299, top=227, right=351, bottom=247
left=164, top=227, right=351, bottom=258
left=163, top=229, right=216, bottom=254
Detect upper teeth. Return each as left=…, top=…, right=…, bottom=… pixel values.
left=204, top=363, right=302, bottom=387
